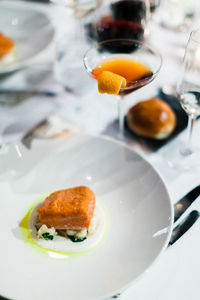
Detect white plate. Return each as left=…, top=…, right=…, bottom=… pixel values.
left=0, top=1, right=55, bottom=73
left=0, top=133, right=173, bottom=300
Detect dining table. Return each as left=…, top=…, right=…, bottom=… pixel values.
left=0, top=1, right=200, bottom=299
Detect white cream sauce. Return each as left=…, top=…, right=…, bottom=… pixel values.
left=29, top=202, right=106, bottom=253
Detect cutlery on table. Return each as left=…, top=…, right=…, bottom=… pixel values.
left=21, top=116, right=71, bottom=149
left=0, top=89, right=58, bottom=97
left=174, top=185, right=200, bottom=222
left=169, top=210, right=200, bottom=246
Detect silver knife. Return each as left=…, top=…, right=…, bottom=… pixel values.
left=21, top=118, right=48, bottom=149
left=174, top=185, right=200, bottom=222
left=0, top=89, right=57, bottom=97
left=169, top=210, right=199, bottom=246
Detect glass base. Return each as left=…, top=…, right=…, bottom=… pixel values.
left=166, top=141, right=200, bottom=171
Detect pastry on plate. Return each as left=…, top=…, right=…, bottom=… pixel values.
left=127, top=97, right=176, bottom=139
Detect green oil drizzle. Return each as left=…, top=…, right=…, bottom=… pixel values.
left=19, top=193, right=109, bottom=260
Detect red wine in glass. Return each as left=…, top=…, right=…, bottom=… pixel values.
left=86, top=0, right=147, bottom=48
left=96, top=20, right=144, bottom=42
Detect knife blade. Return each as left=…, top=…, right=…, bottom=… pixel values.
left=174, top=185, right=200, bottom=222
left=0, top=89, right=57, bottom=97
left=169, top=210, right=200, bottom=246
left=21, top=119, right=49, bottom=149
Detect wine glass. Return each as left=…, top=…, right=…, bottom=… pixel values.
left=159, top=0, right=197, bottom=32
left=86, top=0, right=150, bottom=43
left=168, top=28, right=200, bottom=169
left=83, top=38, right=162, bottom=136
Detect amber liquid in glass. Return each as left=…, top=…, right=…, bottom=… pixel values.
left=92, top=57, right=153, bottom=95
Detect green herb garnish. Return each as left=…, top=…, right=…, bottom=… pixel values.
left=67, top=235, right=87, bottom=243
left=42, top=233, right=54, bottom=240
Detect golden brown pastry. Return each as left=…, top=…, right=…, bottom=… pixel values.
left=127, top=98, right=176, bottom=139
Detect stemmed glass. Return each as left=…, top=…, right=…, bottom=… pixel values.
left=169, top=28, right=200, bottom=169
left=86, top=0, right=150, bottom=43
left=83, top=38, right=162, bottom=136
left=159, top=0, right=197, bottom=32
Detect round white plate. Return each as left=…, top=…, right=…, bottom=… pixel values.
left=0, top=133, right=173, bottom=300
left=0, top=1, right=55, bottom=73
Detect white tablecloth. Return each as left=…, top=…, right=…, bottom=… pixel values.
left=1, top=1, right=200, bottom=299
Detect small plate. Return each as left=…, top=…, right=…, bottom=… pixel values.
left=0, top=134, right=173, bottom=300
left=0, top=1, right=55, bottom=73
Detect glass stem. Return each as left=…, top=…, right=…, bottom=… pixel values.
left=181, top=115, right=196, bottom=156
left=187, top=116, right=195, bottom=145
left=118, top=96, right=124, bottom=137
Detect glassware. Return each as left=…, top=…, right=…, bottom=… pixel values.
left=168, top=28, right=200, bottom=169
left=85, top=0, right=150, bottom=43
left=159, top=0, right=197, bottom=32
left=83, top=38, right=162, bottom=136
left=149, top=0, right=160, bottom=16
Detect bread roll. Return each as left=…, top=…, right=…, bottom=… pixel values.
left=127, top=98, right=176, bottom=139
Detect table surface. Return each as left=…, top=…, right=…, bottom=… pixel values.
left=0, top=1, right=200, bottom=299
